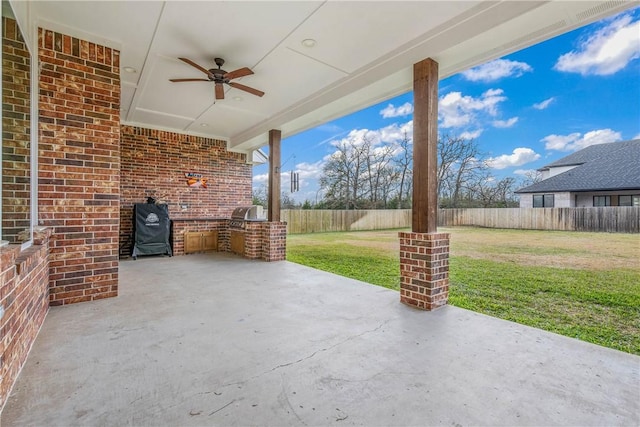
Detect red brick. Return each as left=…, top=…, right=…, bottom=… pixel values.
left=399, top=231, right=450, bottom=311
left=38, top=26, right=120, bottom=305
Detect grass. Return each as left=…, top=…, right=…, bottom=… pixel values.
left=287, top=228, right=640, bottom=355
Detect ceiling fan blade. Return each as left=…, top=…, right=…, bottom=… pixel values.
left=178, top=57, right=214, bottom=79
left=224, top=67, right=253, bottom=80
left=169, top=78, right=210, bottom=82
left=228, top=82, right=264, bottom=97
left=215, top=82, right=225, bottom=100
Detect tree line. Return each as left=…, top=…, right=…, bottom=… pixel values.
left=253, top=133, right=540, bottom=210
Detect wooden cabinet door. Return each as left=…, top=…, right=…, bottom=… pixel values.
left=230, top=231, right=245, bottom=255
left=202, top=231, right=218, bottom=251
left=184, top=232, right=201, bottom=254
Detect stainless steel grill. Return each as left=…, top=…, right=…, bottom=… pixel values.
left=229, top=206, right=264, bottom=229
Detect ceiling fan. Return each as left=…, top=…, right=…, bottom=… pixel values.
left=170, top=57, right=265, bottom=100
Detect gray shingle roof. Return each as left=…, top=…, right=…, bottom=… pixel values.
left=516, top=139, right=640, bottom=194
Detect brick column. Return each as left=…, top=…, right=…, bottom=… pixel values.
left=262, top=221, right=287, bottom=261
left=38, top=28, right=120, bottom=305
left=399, top=231, right=450, bottom=310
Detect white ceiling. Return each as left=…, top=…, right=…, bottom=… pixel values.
left=15, top=1, right=639, bottom=156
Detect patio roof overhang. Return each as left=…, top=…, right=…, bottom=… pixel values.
left=11, top=0, right=638, bottom=154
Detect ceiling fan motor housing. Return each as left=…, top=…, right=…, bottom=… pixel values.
left=210, top=58, right=227, bottom=82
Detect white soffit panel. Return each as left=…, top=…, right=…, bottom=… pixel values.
left=187, top=103, right=269, bottom=138
left=284, top=1, right=480, bottom=74
left=245, top=46, right=348, bottom=116
left=130, top=108, right=194, bottom=131
left=152, top=1, right=322, bottom=69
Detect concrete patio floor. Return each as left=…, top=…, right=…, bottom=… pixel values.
left=2, top=253, right=639, bottom=426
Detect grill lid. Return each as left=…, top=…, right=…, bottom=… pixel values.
left=231, top=206, right=251, bottom=219
left=231, top=205, right=264, bottom=220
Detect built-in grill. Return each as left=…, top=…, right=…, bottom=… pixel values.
left=229, top=205, right=265, bottom=256
left=229, top=205, right=264, bottom=230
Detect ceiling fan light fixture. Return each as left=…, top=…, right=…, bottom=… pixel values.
left=233, top=96, right=243, bottom=101
left=301, top=38, right=317, bottom=48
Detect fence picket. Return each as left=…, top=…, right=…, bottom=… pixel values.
left=280, top=207, right=639, bottom=234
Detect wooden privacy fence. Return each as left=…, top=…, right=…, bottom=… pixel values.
left=440, top=207, right=639, bottom=233
left=281, top=207, right=639, bottom=234
left=282, top=209, right=412, bottom=234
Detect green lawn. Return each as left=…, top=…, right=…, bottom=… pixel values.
left=287, top=228, right=640, bottom=355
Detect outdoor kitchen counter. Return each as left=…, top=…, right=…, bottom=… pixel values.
left=171, top=218, right=230, bottom=256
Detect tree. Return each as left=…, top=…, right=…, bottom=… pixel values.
left=437, top=134, right=488, bottom=208
left=320, top=136, right=370, bottom=209
left=316, top=131, right=522, bottom=209
left=518, top=169, right=542, bottom=187
left=252, top=185, right=267, bottom=206
left=252, top=185, right=300, bottom=209
left=394, top=131, right=413, bottom=209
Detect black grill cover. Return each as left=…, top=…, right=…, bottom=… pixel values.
left=132, top=203, right=172, bottom=259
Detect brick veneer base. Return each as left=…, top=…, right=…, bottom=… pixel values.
left=262, top=222, right=287, bottom=261
left=0, top=228, right=52, bottom=410
left=242, top=221, right=287, bottom=261
left=399, top=231, right=450, bottom=310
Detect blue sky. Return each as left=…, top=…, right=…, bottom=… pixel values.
left=254, top=7, right=640, bottom=203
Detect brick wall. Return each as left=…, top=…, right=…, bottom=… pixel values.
left=262, top=222, right=287, bottom=261
left=244, top=222, right=263, bottom=259
left=38, top=28, right=120, bottom=305
left=0, top=228, right=52, bottom=410
left=119, top=126, right=251, bottom=257
left=2, top=17, right=31, bottom=244
left=399, top=231, right=450, bottom=310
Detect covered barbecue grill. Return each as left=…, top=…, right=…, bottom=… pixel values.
left=132, top=203, right=172, bottom=259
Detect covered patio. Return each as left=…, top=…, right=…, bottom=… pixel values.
left=3, top=254, right=638, bottom=426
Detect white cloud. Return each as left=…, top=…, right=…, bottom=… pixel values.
left=554, top=13, right=640, bottom=75
left=460, top=129, right=483, bottom=139
left=533, top=97, right=555, bottom=110
left=513, top=169, right=537, bottom=176
left=331, top=120, right=413, bottom=148
left=253, top=172, right=268, bottom=185
left=487, top=148, right=541, bottom=169
left=633, top=133, right=640, bottom=140
left=279, top=161, right=325, bottom=193
left=542, top=128, right=623, bottom=151
left=380, top=102, right=413, bottom=118
left=462, top=59, right=532, bottom=82
left=492, top=117, right=518, bottom=128
left=295, top=161, right=324, bottom=181
left=439, top=88, right=507, bottom=128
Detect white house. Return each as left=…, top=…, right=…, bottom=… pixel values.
left=516, top=140, right=640, bottom=208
